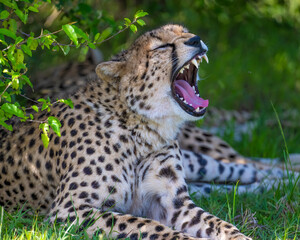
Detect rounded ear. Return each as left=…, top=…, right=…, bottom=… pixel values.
left=95, top=61, right=125, bottom=84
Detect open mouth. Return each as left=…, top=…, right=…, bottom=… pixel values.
left=172, top=54, right=209, bottom=117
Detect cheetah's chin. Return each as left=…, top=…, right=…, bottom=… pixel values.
left=172, top=54, right=209, bottom=117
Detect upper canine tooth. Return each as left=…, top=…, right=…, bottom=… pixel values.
left=203, top=54, right=209, bottom=63
left=191, top=58, right=198, bottom=69
left=184, top=64, right=189, bottom=70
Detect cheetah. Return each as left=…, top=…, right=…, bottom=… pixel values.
left=0, top=24, right=296, bottom=240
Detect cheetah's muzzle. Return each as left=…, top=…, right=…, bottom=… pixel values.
left=172, top=53, right=209, bottom=117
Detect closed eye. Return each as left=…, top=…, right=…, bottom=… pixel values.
left=152, top=43, right=174, bottom=51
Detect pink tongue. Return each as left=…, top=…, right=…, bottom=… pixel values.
left=174, top=80, right=209, bottom=108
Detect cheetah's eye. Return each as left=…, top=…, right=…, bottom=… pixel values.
left=153, top=44, right=172, bottom=51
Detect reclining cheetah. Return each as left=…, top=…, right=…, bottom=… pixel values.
left=0, top=24, right=296, bottom=240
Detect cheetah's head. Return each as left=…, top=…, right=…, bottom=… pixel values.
left=96, top=24, right=209, bottom=122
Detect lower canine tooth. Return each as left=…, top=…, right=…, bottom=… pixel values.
left=203, top=54, right=209, bottom=63
left=195, top=108, right=200, bottom=112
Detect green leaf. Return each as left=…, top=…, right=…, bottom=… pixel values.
left=0, top=0, right=17, bottom=9
left=97, top=28, right=112, bottom=42
left=88, top=42, right=96, bottom=49
left=124, top=18, right=131, bottom=25
left=73, top=25, right=89, bottom=41
left=15, top=36, right=23, bottom=45
left=137, top=19, right=146, bottom=26
left=21, top=44, right=32, bottom=57
left=9, top=18, right=17, bottom=34
left=59, top=45, right=70, bottom=55
left=41, top=103, right=48, bottom=111
left=0, top=28, right=17, bottom=40
left=1, top=103, right=26, bottom=118
left=32, top=105, right=39, bottom=112
left=130, top=24, right=137, bottom=33
left=28, top=6, right=39, bottom=13
left=52, top=45, right=59, bottom=51
left=29, top=114, right=34, bottom=120
left=27, top=37, right=39, bottom=50
left=0, top=10, right=10, bottom=20
left=48, top=116, right=62, bottom=137
left=7, top=46, right=16, bottom=64
left=94, top=33, right=100, bottom=42
left=62, top=24, right=78, bottom=46
left=59, top=99, right=74, bottom=109
left=134, top=10, right=148, bottom=19
left=2, top=92, right=11, bottom=102
left=15, top=9, right=28, bottom=24
left=0, top=120, right=13, bottom=131
left=12, top=76, right=19, bottom=89
left=39, top=122, right=49, bottom=132
left=15, top=49, right=24, bottom=64
left=21, top=75, right=33, bottom=89
left=41, top=133, right=49, bottom=148
left=37, top=98, right=47, bottom=104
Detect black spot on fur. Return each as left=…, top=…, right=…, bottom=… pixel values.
left=159, top=166, right=177, bottom=181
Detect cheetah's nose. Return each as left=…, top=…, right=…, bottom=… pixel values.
left=184, top=36, right=208, bottom=53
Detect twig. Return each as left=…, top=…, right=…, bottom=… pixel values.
left=20, top=94, right=40, bottom=104
left=0, top=82, right=12, bottom=102
left=97, top=19, right=138, bottom=45
left=26, top=119, right=46, bottom=123
left=17, top=30, right=30, bottom=37
left=2, top=28, right=64, bottom=51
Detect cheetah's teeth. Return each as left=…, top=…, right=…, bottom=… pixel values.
left=191, top=58, right=198, bottom=69
left=203, top=54, right=209, bottom=64
left=195, top=107, right=200, bottom=112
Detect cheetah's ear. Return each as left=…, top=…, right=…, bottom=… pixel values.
left=95, top=61, right=126, bottom=83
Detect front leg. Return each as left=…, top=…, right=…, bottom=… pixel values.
left=48, top=165, right=204, bottom=240
left=136, top=143, right=251, bottom=240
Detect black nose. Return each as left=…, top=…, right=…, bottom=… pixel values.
left=184, top=36, right=207, bottom=52
left=184, top=36, right=201, bottom=47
